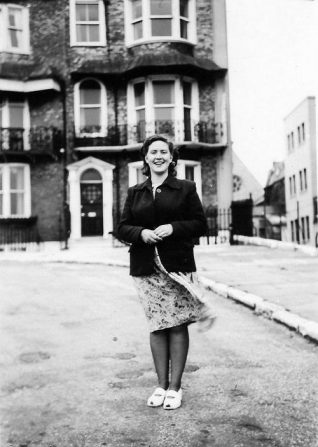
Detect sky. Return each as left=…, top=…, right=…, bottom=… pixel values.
left=225, top=0, right=318, bottom=186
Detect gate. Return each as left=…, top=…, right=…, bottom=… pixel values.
left=231, top=199, right=253, bottom=238
left=204, top=206, right=232, bottom=244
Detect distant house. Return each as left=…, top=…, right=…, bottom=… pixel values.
left=263, top=161, right=287, bottom=241
left=284, top=97, right=317, bottom=247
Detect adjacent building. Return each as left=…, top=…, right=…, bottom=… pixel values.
left=284, top=97, right=317, bottom=246
left=0, top=0, right=232, bottom=243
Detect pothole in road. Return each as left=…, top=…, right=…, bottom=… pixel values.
left=115, top=370, right=143, bottom=379
left=184, top=364, right=200, bottom=373
left=237, top=416, right=264, bottom=432
left=18, top=351, right=51, bottom=364
left=108, top=381, right=131, bottom=389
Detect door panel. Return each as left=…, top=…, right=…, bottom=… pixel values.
left=80, top=183, right=103, bottom=236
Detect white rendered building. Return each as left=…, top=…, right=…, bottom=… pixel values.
left=284, top=97, right=318, bottom=247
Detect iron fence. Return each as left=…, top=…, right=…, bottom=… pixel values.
left=74, top=119, right=226, bottom=147
left=0, top=217, right=41, bottom=251
left=0, top=127, right=63, bottom=155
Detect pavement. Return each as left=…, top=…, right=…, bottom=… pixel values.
left=1, top=237, right=318, bottom=343
left=1, top=260, right=318, bottom=447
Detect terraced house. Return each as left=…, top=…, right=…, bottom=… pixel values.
left=0, top=0, right=232, bottom=243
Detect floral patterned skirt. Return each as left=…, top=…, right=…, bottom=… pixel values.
left=133, top=253, right=212, bottom=332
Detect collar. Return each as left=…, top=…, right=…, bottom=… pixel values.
left=135, top=175, right=181, bottom=191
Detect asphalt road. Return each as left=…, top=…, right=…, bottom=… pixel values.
left=0, top=261, right=317, bottom=447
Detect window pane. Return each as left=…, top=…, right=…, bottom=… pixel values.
left=154, top=107, right=174, bottom=121
left=179, top=0, right=189, bottom=17
left=150, top=0, right=171, bottom=15
left=8, top=8, right=22, bottom=27
left=9, top=103, right=24, bottom=127
left=80, top=108, right=101, bottom=128
left=9, top=30, right=21, bottom=48
left=136, top=109, right=145, bottom=123
left=132, top=0, right=142, bottom=19
left=10, top=192, right=24, bottom=215
left=10, top=167, right=24, bottom=189
left=153, top=81, right=174, bottom=104
left=134, top=83, right=145, bottom=107
left=80, top=81, right=101, bottom=104
left=0, top=194, right=2, bottom=216
left=185, top=165, right=194, bottom=181
left=183, top=82, right=192, bottom=105
left=88, top=24, right=100, bottom=41
left=81, top=168, right=102, bottom=182
left=151, top=18, right=171, bottom=36
left=133, top=21, right=143, bottom=39
left=76, top=24, right=88, bottom=41
left=76, top=4, right=87, bottom=21
left=88, top=4, right=99, bottom=20
left=180, top=20, right=188, bottom=39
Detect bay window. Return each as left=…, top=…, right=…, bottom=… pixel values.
left=125, top=0, right=196, bottom=45
left=0, top=4, right=30, bottom=53
left=74, top=79, right=107, bottom=136
left=128, top=76, right=199, bottom=142
left=0, top=164, right=31, bottom=217
left=70, top=0, right=106, bottom=46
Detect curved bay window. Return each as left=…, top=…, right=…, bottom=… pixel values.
left=74, top=79, right=107, bottom=136
left=128, top=76, right=199, bottom=142
left=125, top=0, right=196, bottom=45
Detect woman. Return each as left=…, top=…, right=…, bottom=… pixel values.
left=118, top=135, right=213, bottom=410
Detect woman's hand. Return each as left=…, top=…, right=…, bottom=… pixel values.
left=154, top=224, right=173, bottom=239
left=141, top=229, right=163, bottom=244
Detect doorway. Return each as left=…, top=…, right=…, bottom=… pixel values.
left=80, top=168, right=103, bottom=236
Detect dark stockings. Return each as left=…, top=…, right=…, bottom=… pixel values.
left=150, top=324, right=189, bottom=391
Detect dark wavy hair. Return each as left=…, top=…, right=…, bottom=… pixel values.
left=140, top=135, right=178, bottom=177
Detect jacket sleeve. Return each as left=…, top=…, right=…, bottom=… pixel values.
left=117, top=188, right=145, bottom=243
left=170, top=183, right=207, bottom=239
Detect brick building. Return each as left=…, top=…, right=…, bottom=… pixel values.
left=0, top=0, right=232, bottom=242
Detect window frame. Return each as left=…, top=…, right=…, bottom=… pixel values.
left=124, top=0, right=197, bottom=47
left=70, top=0, right=106, bottom=47
left=0, top=4, right=30, bottom=54
left=73, top=78, right=108, bottom=137
left=0, top=163, right=31, bottom=218
left=127, top=75, right=199, bottom=143
left=0, top=98, right=30, bottom=150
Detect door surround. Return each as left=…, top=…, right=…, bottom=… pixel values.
left=67, top=157, right=115, bottom=239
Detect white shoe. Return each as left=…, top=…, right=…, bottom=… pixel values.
left=147, top=387, right=167, bottom=407
left=163, top=389, right=182, bottom=410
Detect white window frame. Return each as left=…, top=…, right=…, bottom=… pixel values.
left=0, top=164, right=31, bottom=218
left=127, top=75, right=199, bottom=143
left=124, top=0, right=197, bottom=47
left=128, top=161, right=147, bottom=186
left=74, top=78, right=107, bottom=137
left=70, top=0, right=106, bottom=46
left=0, top=98, right=30, bottom=150
left=177, top=159, right=202, bottom=198
left=0, top=4, right=30, bottom=54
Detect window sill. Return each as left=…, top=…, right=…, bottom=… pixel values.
left=0, top=48, right=31, bottom=55
left=70, top=42, right=106, bottom=47
left=125, top=37, right=196, bottom=48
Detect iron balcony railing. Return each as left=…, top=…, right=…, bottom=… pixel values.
left=74, top=119, right=226, bottom=147
left=0, top=127, right=63, bottom=155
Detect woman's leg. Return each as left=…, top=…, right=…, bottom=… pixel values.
left=168, top=324, right=189, bottom=391
left=150, top=329, right=170, bottom=389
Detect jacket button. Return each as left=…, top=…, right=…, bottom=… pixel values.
left=157, top=188, right=161, bottom=193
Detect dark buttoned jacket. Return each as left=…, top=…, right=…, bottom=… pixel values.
left=117, top=175, right=207, bottom=276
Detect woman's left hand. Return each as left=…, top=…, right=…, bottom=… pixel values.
left=154, top=224, right=173, bottom=239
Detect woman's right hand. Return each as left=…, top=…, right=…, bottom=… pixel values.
left=140, top=229, right=162, bottom=245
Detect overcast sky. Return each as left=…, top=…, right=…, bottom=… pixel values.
left=226, top=0, right=318, bottom=186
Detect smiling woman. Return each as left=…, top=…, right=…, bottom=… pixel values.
left=118, top=134, right=215, bottom=410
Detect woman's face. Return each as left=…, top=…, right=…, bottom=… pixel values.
left=145, top=140, right=172, bottom=176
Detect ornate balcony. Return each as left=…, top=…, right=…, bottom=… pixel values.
left=74, top=120, right=226, bottom=148
left=0, top=127, right=63, bottom=158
